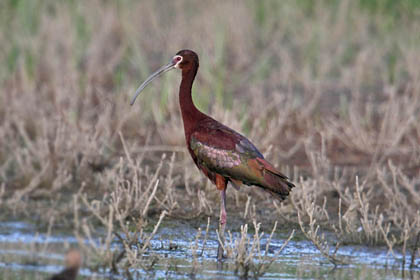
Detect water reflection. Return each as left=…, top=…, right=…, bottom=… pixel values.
left=0, top=221, right=418, bottom=279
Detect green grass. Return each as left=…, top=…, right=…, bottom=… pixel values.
left=0, top=0, right=419, bottom=277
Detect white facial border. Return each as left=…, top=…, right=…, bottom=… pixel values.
left=173, top=55, right=183, bottom=68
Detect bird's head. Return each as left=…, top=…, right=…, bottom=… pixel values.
left=130, top=49, right=199, bottom=105
left=173, top=49, right=199, bottom=72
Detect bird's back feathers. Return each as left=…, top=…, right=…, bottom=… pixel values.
left=189, top=117, right=294, bottom=199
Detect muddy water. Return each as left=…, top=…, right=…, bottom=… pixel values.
left=0, top=221, right=418, bottom=279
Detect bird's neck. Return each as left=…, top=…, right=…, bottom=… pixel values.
left=179, top=67, right=207, bottom=138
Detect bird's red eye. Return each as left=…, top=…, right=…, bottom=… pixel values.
left=176, top=57, right=181, bottom=61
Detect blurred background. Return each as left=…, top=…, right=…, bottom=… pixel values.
left=1, top=0, right=419, bottom=188
left=0, top=0, right=420, bottom=171
left=0, top=0, right=420, bottom=278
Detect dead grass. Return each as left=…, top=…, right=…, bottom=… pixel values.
left=217, top=221, right=294, bottom=278
left=0, top=0, right=419, bottom=275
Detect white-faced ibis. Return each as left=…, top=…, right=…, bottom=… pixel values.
left=131, top=49, right=295, bottom=259
left=49, top=250, right=82, bottom=280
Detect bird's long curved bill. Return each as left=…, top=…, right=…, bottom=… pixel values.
left=130, top=61, right=176, bottom=105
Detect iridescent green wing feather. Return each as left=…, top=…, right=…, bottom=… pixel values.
left=189, top=121, right=268, bottom=185
left=190, top=136, right=243, bottom=171
left=189, top=118, right=294, bottom=200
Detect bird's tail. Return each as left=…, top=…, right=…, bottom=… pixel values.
left=250, top=158, right=295, bottom=200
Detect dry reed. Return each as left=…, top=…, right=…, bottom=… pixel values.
left=0, top=0, right=419, bottom=275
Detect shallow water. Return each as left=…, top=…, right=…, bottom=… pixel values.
left=0, top=221, right=419, bottom=279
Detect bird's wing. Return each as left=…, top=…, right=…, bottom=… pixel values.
left=189, top=119, right=264, bottom=178
left=190, top=119, right=262, bottom=165
left=190, top=118, right=294, bottom=199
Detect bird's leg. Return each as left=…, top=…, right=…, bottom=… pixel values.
left=217, top=187, right=227, bottom=260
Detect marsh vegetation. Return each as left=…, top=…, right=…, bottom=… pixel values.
left=0, top=0, right=419, bottom=278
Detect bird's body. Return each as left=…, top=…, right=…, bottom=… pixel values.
left=131, top=49, right=295, bottom=259
left=188, top=117, right=293, bottom=199
left=173, top=50, right=294, bottom=200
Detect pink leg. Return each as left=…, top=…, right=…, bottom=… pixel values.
left=217, top=188, right=227, bottom=260
left=220, top=188, right=227, bottom=225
